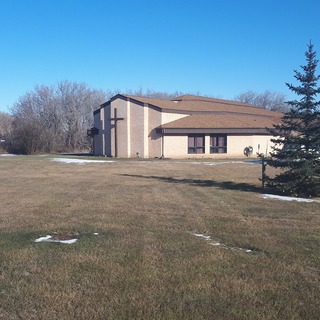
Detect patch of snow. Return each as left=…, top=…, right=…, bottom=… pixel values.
left=184, top=160, right=263, bottom=166
left=230, top=247, right=252, bottom=253
left=46, top=158, right=264, bottom=166
left=55, top=238, right=78, bottom=244
left=261, top=194, right=320, bottom=203
left=188, top=161, right=245, bottom=166
left=0, top=154, right=17, bottom=157
left=192, top=233, right=253, bottom=254
left=51, top=158, right=115, bottom=165
left=34, top=235, right=78, bottom=244
left=34, top=235, right=52, bottom=242
left=193, top=233, right=211, bottom=240
left=246, top=160, right=262, bottom=164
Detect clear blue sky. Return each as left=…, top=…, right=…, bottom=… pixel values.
left=1, top=0, right=320, bottom=113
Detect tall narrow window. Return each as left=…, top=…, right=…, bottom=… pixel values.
left=210, top=135, right=227, bottom=153
left=188, top=135, right=205, bottom=154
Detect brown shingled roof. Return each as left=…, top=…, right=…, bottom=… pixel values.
left=123, top=94, right=283, bottom=118
left=159, top=114, right=282, bottom=129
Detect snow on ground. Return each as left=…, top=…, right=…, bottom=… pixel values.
left=125, top=159, right=263, bottom=166
left=51, top=158, right=115, bottom=164
left=49, top=158, right=257, bottom=166
left=1, top=154, right=261, bottom=166
left=193, top=233, right=252, bottom=253
left=178, top=160, right=262, bottom=166
left=34, top=235, right=78, bottom=244
left=193, top=233, right=211, bottom=241
left=261, top=194, right=320, bottom=203
left=187, top=161, right=245, bottom=166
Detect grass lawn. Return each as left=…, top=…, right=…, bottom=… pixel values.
left=0, top=155, right=319, bottom=319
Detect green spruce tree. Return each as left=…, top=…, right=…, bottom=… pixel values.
left=266, top=42, right=320, bottom=197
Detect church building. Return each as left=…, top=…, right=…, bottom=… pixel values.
left=91, top=94, right=282, bottom=158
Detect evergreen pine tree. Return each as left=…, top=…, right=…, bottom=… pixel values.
left=265, top=42, right=320, bottom=197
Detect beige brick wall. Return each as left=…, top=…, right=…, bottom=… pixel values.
left=163, top=134, right=275, bottom=158
left=163, top=135, right=187, bottom=158
left=100, top=98, right=164, bottom=158
left=130, top=101, right=146, bottom=158
left=93, top=108, right=104, bottom=156
left=148, top=107, right=162, bottom=158
left=109, top=98, right=128, bottom=157
left=228, top=135, right=273, bottom=157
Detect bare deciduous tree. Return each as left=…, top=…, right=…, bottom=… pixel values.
left=125, top=88, right=197, bottom=99
left=234, top=90, right=288, bottom=112
left=0, top=112, right=12, bottom=152
left=58, top=81, right=102, bottom=150
left=0, top=112, right=12, bottom=137
left=9, top=81, right=111, bottom=154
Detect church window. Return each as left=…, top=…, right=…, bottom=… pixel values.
left=210, top=135, right=227, bottom=153
left=188, top=135, right=205, bottom=154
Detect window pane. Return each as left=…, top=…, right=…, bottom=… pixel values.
left=210, top=135, right=227, bottom=154
left=197, top=136, right=204, bottom=147
left=188, top=136, right=195, bottom=147
left=218, top=136, right=225, bottom=146
left=211, top=136, right=217, bottom=147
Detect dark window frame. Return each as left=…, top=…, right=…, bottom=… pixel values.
left=210, top=135, right=227, bottom=153
left=188, top=135, right=205, bottom=154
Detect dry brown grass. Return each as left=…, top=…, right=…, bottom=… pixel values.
left=0, top=155, right=319, bottom=319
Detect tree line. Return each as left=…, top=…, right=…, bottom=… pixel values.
left=0, top=83, right=287, bottom=154
left=0, top=81, right=116, bottom=154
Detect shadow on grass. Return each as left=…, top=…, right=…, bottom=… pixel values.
left=120, top=174, right=263, bottom=193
